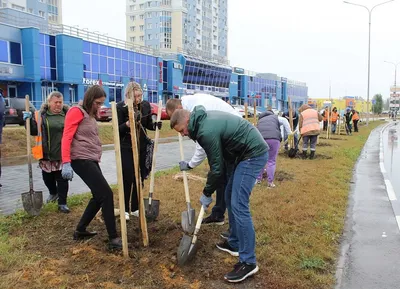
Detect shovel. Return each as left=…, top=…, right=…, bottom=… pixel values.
left=21, top=95, right=43, bottom=216
left=179, top=134, right=195, bottom=235
left=288, top=135, right=302, bottom=159
left=177, top=205, right=205, bottom=266
left=144, top=100, right=162, bottom=221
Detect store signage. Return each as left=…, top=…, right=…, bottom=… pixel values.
left=230, top=81, right=238, bottom=85
left=233, top=67, right=244, bottom=74
left=281, top=77, right=287, bottom=83
left=82, top=78, right=124, bottom=87
left=173, top=62, right=183, bottom=70
left=0, top=66, right=13, bottom=75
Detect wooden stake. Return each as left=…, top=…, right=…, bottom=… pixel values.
left=288, top=98, right=294, bottom=148
left=253, top=101, right=257, bottom=125
left=326, top=108, right=330, bottom=139
left=110, top=102, right=129, bottom=258
left=127, top=98, right=149, bottom=247
left=244, top=102, right=248, bottom=121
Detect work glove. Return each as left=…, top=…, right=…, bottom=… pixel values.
left=61, top=163, right=74, bottom=181
left=179, top=161, right=192, bottom=171
left=23, top=111, right=32, bottom=121
left=153, top=121, right=162, bottom=130
left=200, top=194, right=213, bottom=210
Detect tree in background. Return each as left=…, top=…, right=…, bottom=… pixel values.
left=385, top=98, right=390, bottom=110
left=372, top=94, right=383, bottom=114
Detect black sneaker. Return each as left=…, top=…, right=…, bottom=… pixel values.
left=108, top=237, right=122, bottom=251
left=202, top=214, right=224, bottom=225
left=216, top=240, right=239, bottom=257
left=73, top=230, right=97, bottom=240
left=224, top=262, right=259, bottom=283
left=220, top=231, right=229, bottom=240
left=58, top=205, right=71, bottom=214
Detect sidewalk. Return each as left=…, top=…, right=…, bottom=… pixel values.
left=0, top=139, right=196, bottom=216
left=335, top=124, right=400, bottom=289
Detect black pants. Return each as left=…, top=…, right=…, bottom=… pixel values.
left=323, top=120, right=328, bottom=131
left=42, top=170, right=69, bottom=205
left=71, top=160, right=118, bottom=239
left=121, top=147, right=139, bottom=213
left=353, top=120, right=359, bottom=132
left=210, top=162, right=232, bottom=219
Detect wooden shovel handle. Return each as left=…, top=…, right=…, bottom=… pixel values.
left=179, top=134, right=191, bottom=203
left=149, top=100, right=162, bottom=194
left=191, top=205, right=206, bottom=245
left=25, top=95, right=33, bottom=191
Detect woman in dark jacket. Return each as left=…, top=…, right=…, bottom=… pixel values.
left=117, top=81, right=162, bottom=220
left=23, top=91, right=70, bottom=213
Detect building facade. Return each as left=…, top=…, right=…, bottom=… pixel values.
left=0, top=17, right=307, bottom=111
left=0, top=0, right=62, bottom=25
left=125, top=0, right=228, bottom=62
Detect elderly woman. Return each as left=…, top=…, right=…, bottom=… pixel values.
left=117, top=81, right=162, bottom=220
left=298, top=104, right=323, bottom=160
left=23, top=91, right=70, bottom=213
left=61, top=85, right=121, bottom=250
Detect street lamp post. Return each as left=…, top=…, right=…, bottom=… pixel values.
left=385, top=61, right=400, bottom=115
left=343, top=0, right=395, bottom=125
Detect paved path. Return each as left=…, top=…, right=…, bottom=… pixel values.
left=0, top=139, right=196, bottom=215
left=336, top=123, right=400, bottom=289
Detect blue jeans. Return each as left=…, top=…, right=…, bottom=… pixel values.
left=225, top=152, right=269, bottom=264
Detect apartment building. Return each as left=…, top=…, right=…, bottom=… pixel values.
left=126, top=0, right=228, bottom=61
left=0, top=0, right=62, bottom=25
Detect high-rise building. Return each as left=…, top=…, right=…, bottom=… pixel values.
left=126, top=0, right=228, bottom=62
left=0, top=0, right=62, bottom=25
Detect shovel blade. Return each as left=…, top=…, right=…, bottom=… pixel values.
left=144, top=198, right=160, bottom=222
left=177, top=234, right=199, bottom=266
left=181, top=208, right=195, bottom=235
left=21, top=190, right=43, bottom=216
left=288, top=148, right=297, bottom=158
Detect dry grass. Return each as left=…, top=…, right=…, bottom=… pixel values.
left=0, top=121, right=383, bottom=289
left=2, top=120, right=176, bottom=160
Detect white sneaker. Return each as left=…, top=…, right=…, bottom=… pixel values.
left=130, top=210, right=139, bottom=217
left=125, top=212, right=130, bottom=221
left=267, top=182, right=276, bottom=188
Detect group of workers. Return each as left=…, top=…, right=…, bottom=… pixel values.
left=322, top=106, right=360, bottom=135
left=20, top=82, right=348, bottom=284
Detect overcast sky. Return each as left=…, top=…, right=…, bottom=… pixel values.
left=63, top=0, right=400, bottom=99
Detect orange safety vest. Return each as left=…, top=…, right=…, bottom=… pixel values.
left=323, top=109, right=328, bottom=121
left=301, top=109, right=320, bottom=135
left=352, top=112, right=359, bottom=121
left=330, top=111, right=338, bottom=122
left=32, top=111, right=44, bottom=160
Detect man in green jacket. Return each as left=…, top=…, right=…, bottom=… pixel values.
left=170, top=106, right=268, bottom=283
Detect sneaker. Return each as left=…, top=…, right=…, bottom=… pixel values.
left=108, top=237, right=122, bottom=251
left=125, top=212, right=130, bottom=221
left=58, top=204, right=71, bottom=213
left=130, top=210, right=139, bottom=217
left=216, top=240, right=239, bottom=257
left=46, top=194, right=59, bottom=203
left=73, top=230, right=97, bottom=240
left=202, top=214, right=224, bottom=225
left=224, top=262, right=259, bottom=283
left=267, top=182, right=276, bottom=188
left=220, top=231, right=229, bottom=240
left=255, top=179, right=261, bottom=185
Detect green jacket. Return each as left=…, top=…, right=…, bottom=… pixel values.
left=188, top=106, right=268, bottom=197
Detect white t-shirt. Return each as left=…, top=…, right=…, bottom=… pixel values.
left=180, top=93, right=242, bottom=168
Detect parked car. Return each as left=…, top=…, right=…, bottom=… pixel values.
left=4, top=97, right=36, bottom=126
left=232, top=105, right=254, bottom=118
left=150, top=103, right=170, bottom=121
left=97, top=105, right=112, bottom=122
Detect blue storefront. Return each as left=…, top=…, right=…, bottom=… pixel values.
left=0, top=20, right=308, bottom=111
